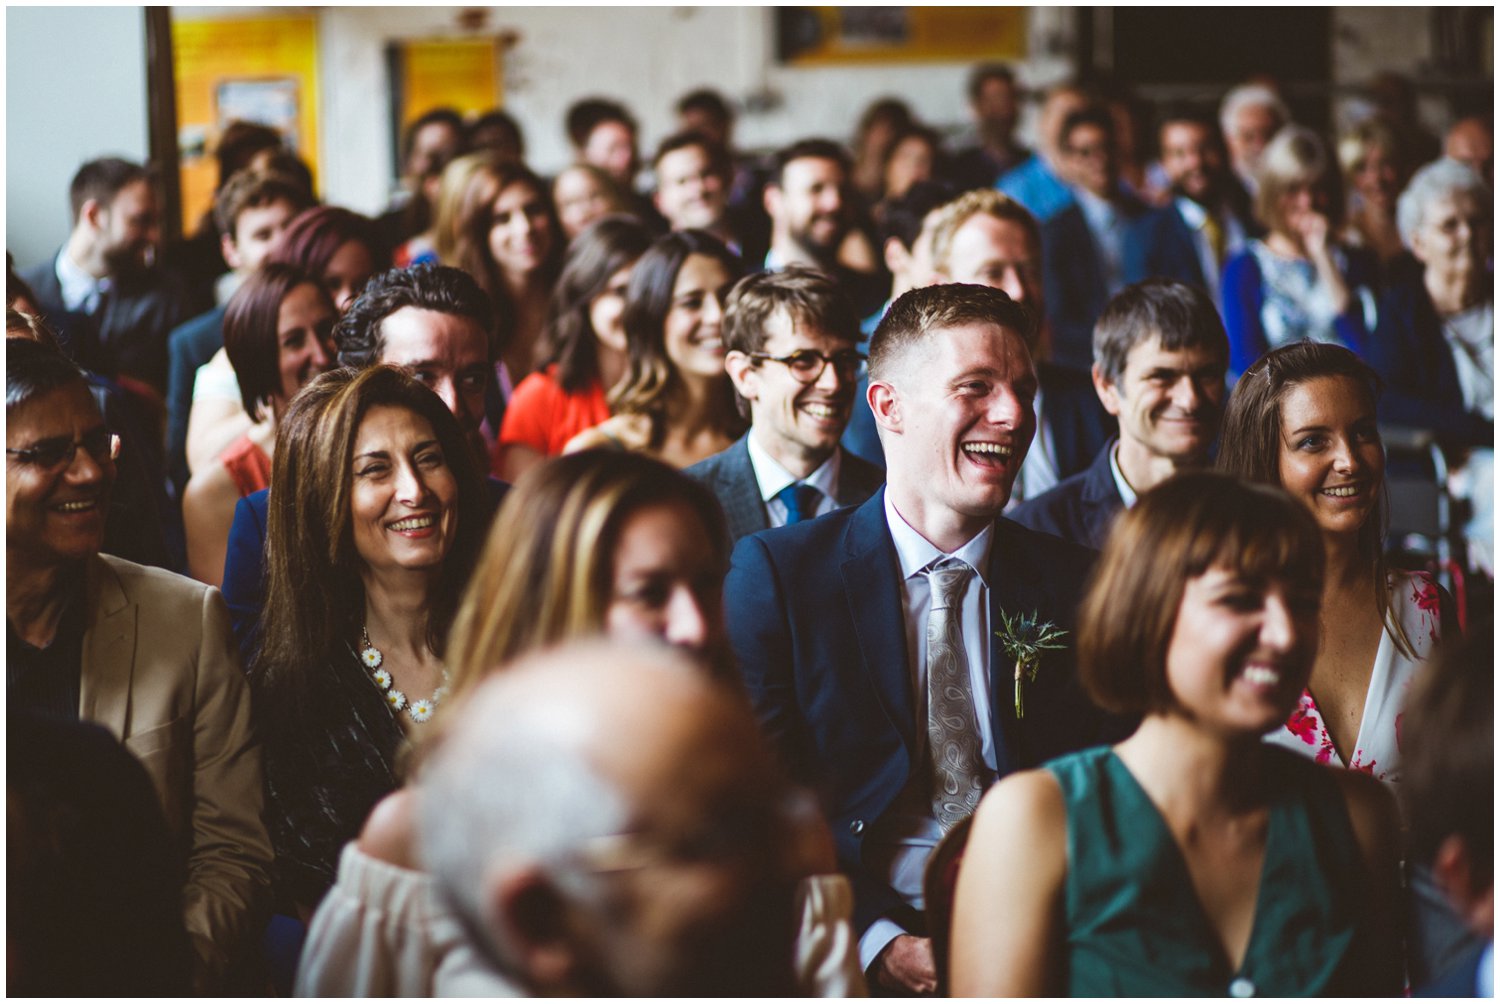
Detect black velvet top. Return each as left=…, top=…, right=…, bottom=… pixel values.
left=260, top=646, right=404, bottom=912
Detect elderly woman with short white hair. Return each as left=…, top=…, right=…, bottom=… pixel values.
left=1372, top=157, right=1492, bottom=573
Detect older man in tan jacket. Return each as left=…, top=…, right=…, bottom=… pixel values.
left=7, top=334, right=271, bottom=991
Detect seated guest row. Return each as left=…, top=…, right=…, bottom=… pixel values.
left=5, top=263, right=1486, bottom=993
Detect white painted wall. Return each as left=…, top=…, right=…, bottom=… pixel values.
left=6, top=6, right=151, bottom=269
left=185, top=5, right=1077, bottom=216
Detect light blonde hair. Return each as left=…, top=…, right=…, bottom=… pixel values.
left=443, top=450, right=731, bottom=706
left=926, top=189, right=1040, bottom=278
left=1255, top=125, right=1346, bottom=235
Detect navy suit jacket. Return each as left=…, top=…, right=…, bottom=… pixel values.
left=685, top=435, right=884, bottom=545
left=1041, top=196, right=1147, bottom=373
left=1121, top=196, right=1262, bottom=293
left=1370, top=277, right=1493, bottom=452
left=725, top=488, right=1126, bottom=936
left=22, top=251, right=193, bottom=393
left=1009, top=440, right=1123, bottom=551
left=223, top=477, right=510, bottom=665
left=1122, top=204, right=1209, bottom=289
left=1039, top=362, right=1116, bottom=483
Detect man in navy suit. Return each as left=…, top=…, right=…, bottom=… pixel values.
left=927, top=189, right=1114, bottom=506
left=686, top=266, right=882, bottom=544
left=726, top=283, right=1123, bottom=993
left=1039, top=105, right=1149, bottom=373
left=1011, top=279, right=1229, bottom=549
left=1122, top=107, right=1258, bottom=312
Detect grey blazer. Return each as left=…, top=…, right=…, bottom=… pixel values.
left=686, top=434, right=885, bottom=544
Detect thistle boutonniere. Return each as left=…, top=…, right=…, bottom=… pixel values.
left=995, top=609, right=1068, bottom=719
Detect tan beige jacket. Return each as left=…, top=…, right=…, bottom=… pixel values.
left=80, top=553, right=273, bottom=991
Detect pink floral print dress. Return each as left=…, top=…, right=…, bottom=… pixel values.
left=1263, top=570, right=1442, bottom=787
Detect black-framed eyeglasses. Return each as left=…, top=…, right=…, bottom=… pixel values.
left=6, top=428, right=120, bottom=471
left=748, top=349, right=866, bottom=384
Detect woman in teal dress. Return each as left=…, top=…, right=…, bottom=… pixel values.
left=950, top=471, right=1404, bottom=996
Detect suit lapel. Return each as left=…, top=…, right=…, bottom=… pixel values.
left=985, top=523, right=1026, bottom=778
left=724, top=437, right=770, bottom=540
left=78, top=555, right=136, bottom=738
left=840, top=491, right=916, bottom=755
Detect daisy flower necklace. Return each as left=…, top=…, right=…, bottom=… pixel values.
left=359, top=626, right=449, bottom=725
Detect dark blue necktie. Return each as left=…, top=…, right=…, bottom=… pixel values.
left=775, top=482, right=823, bottom=524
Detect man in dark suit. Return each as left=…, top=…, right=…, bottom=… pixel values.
left=1011, top=279, right=1229, bottom=550
left=927, top=188, right=1115, bottom=505
left=21, top=157, right=193, bottom=395
left=725, top=283, right=1124, bottom=994
left=1040, top=106, right=1149, bottom=373
left=687, top=266, right=882, bottom=543
left=1123, top=107, right=1258, bottom=312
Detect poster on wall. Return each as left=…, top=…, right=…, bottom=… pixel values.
left=777, top=6, right=1027, bottom=65
left=171, top=14, right=320, bottom=232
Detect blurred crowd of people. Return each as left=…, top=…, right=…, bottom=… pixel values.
left=6, top=57, right=1493, bottom=998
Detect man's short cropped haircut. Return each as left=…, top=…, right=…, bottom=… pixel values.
left=651, top=130, right=731, bottom=178
left=771, top=138, right=850, bottom=188
left=967, top=62, right=1017, bottom=104
left=1078, top=470, right=1323, bottom=715
left=926, top=189, right=1040, bottom=277
left=868, top=282, right=1036, bottom=382
left=676, top=88, right=733, bottom=127
left=1092, top=278, right=1229, bottom=384
left=1401, top=622, right=1493, bottom=892
left=566, top=98, right=637, bottom=149
left=212, top=169, right=314, bottom=238
left=1058, top=104, right=1117, bottom=151
left=403, top=107, right=465, bottom=161
left=334, top=262, right=495, bottom=368
left=723, top=265, right=859, bottom=358
left=69, top=157, right=150, bottom=224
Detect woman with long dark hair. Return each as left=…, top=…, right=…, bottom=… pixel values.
left=493, top=215, right=653, bottom=480
left=563, top=229, right=746, bottom=467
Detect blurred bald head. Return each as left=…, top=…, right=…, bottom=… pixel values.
left=419, top=640, right=800, bottom=997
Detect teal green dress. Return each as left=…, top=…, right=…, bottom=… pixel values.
left=1047, top=745, right=1400, bottom=996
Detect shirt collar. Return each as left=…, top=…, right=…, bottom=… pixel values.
left=55, top=249, right=106, bottom=312
left=883, top=491, right=993, bottom=585
left=1107, top=441, right=1139, bottom=508
left=1174, top=195, right=1208, bottom=228
left=1073, top=185, right=1117, bottom=228
left=746, top=432, right=840, bottom=504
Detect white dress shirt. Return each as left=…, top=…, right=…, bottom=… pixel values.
left=55, top=249, right=109, bottom=315
left=1174, top=196, right=1248, bottom=309
left=1008, top=386, right=1058, bottom=508
left=1074, top=186, right=1129, bottom=296
left=1107, top=441, right=1140, bottom=509
left=746, top=434, right=842, bottom=527
left=859, top=493, right=997, bottom=970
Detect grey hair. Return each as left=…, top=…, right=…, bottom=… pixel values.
left=1396, top=158, right=1490, bottom=246
left=1219, top=83, right=1289, bottom=140
left=417, top=696, right=630, bottom=972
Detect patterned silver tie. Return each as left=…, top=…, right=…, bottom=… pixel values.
left=926, top=557, right=987, bottom=829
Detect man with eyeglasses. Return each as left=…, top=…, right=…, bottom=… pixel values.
left=5, top=337, right=271, bottom=992
left=418, top=640, right=844, bottom=996
left=687, top=266, right=883, bottom=544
